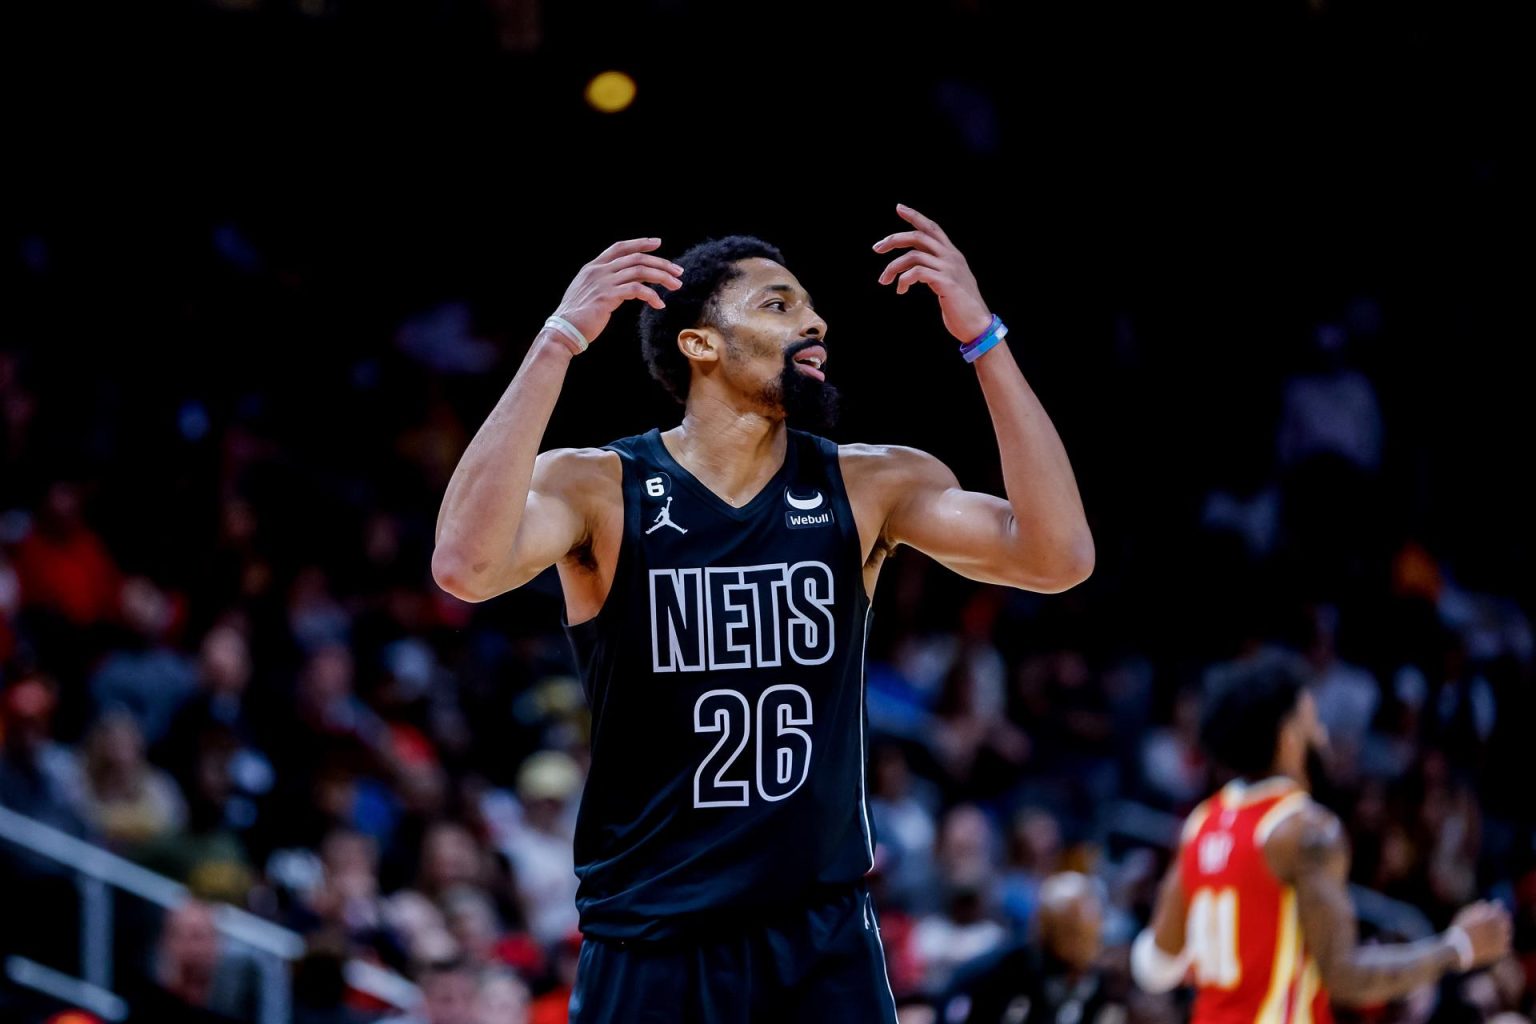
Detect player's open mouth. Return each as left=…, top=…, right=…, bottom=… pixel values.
left=791, top=346, right=827, bottom=382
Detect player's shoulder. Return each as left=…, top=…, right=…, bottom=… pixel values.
left=533, top=447, right=623, bottom=498
left=836, top=442, right=956, bottom=488
left=1264, top=796, right=1337, bottom=847
left=536, top=445, right=622, bottom=474
left=1263, top=799, right=1345, bottom=882
left=836, top=441, right=940, bottom=465
left=1179, top=796, right=1219, bottom=845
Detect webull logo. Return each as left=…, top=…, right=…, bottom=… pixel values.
left=785, top=508, right=833, bottom=529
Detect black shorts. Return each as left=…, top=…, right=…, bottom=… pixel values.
left=569, top=885, right=900, bottom=1024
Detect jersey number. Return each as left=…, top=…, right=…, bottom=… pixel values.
left=693, top=686, right=813, bottom=808
left=1188, top=887, right=1241, bottom=989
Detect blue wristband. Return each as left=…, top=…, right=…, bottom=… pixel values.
left=962, top=315, right=1001, bottom=348
left=960, top=316, right=1008, bottom=363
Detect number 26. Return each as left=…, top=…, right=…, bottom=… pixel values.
left=693, top=685, right=813, bottom=808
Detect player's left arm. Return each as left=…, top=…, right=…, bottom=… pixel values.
left=871, top=204, right=1094, bottom=593
left=1269, top=805, right=1511, bottom=1007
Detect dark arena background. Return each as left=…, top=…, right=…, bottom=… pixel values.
left=3, top=1, right=1530, bottom=1022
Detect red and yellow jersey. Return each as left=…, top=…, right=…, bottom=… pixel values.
left=1179, top=777, right=1333, bottom=1024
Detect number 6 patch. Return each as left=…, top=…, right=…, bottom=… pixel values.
left=644, top=474, right=671, bottom=498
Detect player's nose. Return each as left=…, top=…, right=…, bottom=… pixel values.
left=802, top=310, right=828, bottom=340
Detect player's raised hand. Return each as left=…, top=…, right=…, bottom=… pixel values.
left=1449, top=901, right=1513, bottom=970
left=873, top=204, right=993, bottom=344
left=553, top=239, right=685, bottom=345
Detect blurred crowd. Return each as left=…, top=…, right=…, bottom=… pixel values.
left=3, top=225, right=1534, bottom=1024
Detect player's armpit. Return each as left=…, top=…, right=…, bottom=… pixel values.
left=1273, top=809, right=1457, bottom=1007
left=848, top=444, right=1090, bottom=592
left=512, top=447, right=620, bottom=582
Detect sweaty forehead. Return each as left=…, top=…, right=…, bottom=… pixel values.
left=717, top=258, right=809, bottom=305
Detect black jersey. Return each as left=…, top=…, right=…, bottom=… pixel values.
left=564, top=427, right=875, bottom=942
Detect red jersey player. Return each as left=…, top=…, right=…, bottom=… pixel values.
left=1131, top=662, right=1510, bottom=1021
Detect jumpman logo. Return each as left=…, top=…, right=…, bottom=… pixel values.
left=646, top=496, right=688, bottom=535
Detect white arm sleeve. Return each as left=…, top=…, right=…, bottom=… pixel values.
left=1131, top=927, right=1190, bottom=993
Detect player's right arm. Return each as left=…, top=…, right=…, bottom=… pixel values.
left=1269, top=805, right=1511, bottom=1008
left=1131, top=855, right=1191, bottom=993
left=431, top=239, right=683, bottom=602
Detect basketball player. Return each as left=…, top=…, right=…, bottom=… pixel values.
left=432, top=204, right=1095, bottom=1022
left=1130, top=662, right=1511, bottom=1022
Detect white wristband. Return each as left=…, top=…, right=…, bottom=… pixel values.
left=544, top=315, right=589, bottom=355
left=1445, top=926, right=1474, bottom=971
left=1131, top=928, right=1189, bottom=993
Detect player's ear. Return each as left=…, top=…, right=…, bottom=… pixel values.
left=678, top=327, right=721, bottom=364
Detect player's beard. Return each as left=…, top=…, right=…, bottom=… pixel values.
left=774, top=341, right=840, bottom=433
left=725, top=330, right=841, bottom=433
left=1304, top=742, right=1343, bottom=812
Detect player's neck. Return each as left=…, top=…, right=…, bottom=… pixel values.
left=1271, top=732, right=1313, bottom=790
left=1267, top=760, right=1310, bottom=793
left=667, top=400, right=789, bottom=507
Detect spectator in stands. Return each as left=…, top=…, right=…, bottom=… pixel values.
left=292, top=827, right=406, bottom=969
left=417, top=822, right=489, bottom=902
left=474, top=967, right=530, bottom=1024
left=491, top=751, right=581, bottom=947
left=137, top=733, right=256, bottom=905
left=1011, top=649, right=1116, bottom=823
left=1277, top=322, right=1383, bottom=473
left=997, top=808, right=1064, bottom=934
left=870, top=741, right=940, bottom=912
left=911, top=805, right=1009, bottom=990
left=936, top=871, right=1126, bottom=1024
left=385, top=889, right=460, bottom=965
left=287, top=567, right=352, bottom=654
left=291, top=937, right=379, bottom=1024
left=12, top=481, right=121, bottom=630
left=90, top=576, right=198, bottom=746
left=1303, top=604, right=1379, bottom=781
left=293, top=643, right=393, bottom=762
left=935, top=804, right=999, bottom=895
left=1138, top=687, right=1207, bottom=810
left=441, top=883, right=542, bottom=979
left=379, top=958, right=478, bottom=1024
left=130, top=899, right=260, bottom=1024
left=0, top=671, right=91, bottom=969
left=158, top=621, right=271, bottom=795
left=0, top=672, right=85, bottom=831
left=10, top=483, right=122, bottom=730
left=75, top=709, right=187, bottom=854
left=912, top=881, right=1009, bottom=996
left=931, top=654, right=1030, bottom=801
left=1426, top=634, right=1498, bottom=773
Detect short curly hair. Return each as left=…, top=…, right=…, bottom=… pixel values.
left=1199, top=660, right=1306, bottom=781
left=638, top=236, right=785, bottom=404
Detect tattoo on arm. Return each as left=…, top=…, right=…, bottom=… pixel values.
left=1290, top=814, right=1456, bottom=1007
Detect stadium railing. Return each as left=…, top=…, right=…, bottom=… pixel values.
left=0, top=803, right=420, bottom=1023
